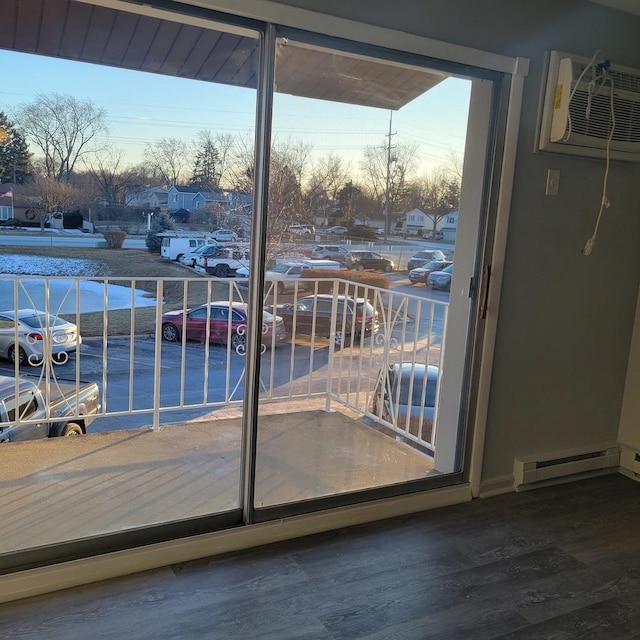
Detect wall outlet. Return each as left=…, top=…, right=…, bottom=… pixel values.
left=546, top=169, right=560, bottom=196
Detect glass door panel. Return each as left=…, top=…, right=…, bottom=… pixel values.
left=0, top=0, right=260, bottom=563
left=254, top=36, right=485, bottom=509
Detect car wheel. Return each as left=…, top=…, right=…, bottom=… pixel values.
left=215, top=264, right=229, bottom=278
left=62, top=422, right=83, bottom=436
left=356, top=263, right=365, bottom=272
left=8, top=345, right=27, bottom=366
left=162, top=323, right=179, bottom=342
left=384, top=264, right=393, bottom=272
left=231, top=332, right=246, bottom=350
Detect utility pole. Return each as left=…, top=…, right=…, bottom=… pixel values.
left=384, top=111, right=396, bottom=242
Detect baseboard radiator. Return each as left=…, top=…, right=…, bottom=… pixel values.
left=513, top=443, right=620, bottom=491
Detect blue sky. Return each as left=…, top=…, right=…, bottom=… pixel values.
left=0, top=48, right=471, bottom=177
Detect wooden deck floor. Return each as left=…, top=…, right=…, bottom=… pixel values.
left=0, top=402, right=433, bottom=555
left=1, top=474, right=640, bottom=638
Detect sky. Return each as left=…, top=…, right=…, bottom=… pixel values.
left=0, top=47, right=471, bottom=180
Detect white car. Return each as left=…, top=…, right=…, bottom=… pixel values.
left=209, top=229, right=238, bottom=242
left=0, top=309, right=82, bottom=366
left=265, top=259, right=341, bottom=294
left=289, top=224, right=315, bottom=235
left=179, top=243, right=220, bottom=267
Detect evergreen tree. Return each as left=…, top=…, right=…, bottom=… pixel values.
left=145, top=212, right=176, bottom=254
left=0, top=112, right=32, bottom=184
left=190, top=131, right=221, bottom=189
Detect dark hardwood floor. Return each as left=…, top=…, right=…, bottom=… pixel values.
left=2, top=473, right=640, bottom=639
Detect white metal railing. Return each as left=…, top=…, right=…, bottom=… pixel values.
left=0, top=275, right=447, bottom=453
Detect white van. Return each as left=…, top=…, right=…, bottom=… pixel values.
left=160, top=236, right=208, bottom=261
left=265, top=259, right=341, bottom=294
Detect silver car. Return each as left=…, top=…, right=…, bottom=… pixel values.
left=372, top=363, right=439, bottom=447
left=0, top=309, right=82, bottom=366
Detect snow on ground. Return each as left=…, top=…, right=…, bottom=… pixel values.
left=0, top=255, right=157, bottom=313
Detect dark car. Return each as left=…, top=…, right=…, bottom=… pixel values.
left=346, top=250, right=394, bottom=272
left=406, top=249, right=447, bottom=271
left=269, top=294, right=378, bottom=347
left=427, top=263, right=453, bottom=291
left=408, top=260, right=452, bottom=285
left=161, top=301, right=286, bottom=350
left=371, top=363, right=440, bottom=445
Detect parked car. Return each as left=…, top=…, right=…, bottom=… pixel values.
left=346, top=250, right=394, bottom=272
left=194, top=246, right=250, bottom=277
left=408, top=260, right=452, bottom=285
left=289, top=224, right=315, bottom=235
left=427, top=263, right=453, bottom=291
left=0, top=309, right=82, bottom=366
left=406, top=249, right=447, bottom=271
left=310, top=245, right=350, bottom=263
left=325, top=226, right=348, bottom=234
left=268, top=294, right=378, bottom=347
left=422, top=230, right=444, bottom=240
left=161, top=302, right=287, bottom=350
left=371, top=363, right=439, bottom=445
left=0, top=374, right=100, bottom=441
left=179, top=243, right=220, bottom=267
left=160, top=235, right=207, bottom=261
left=265, top=260, right=341, bottom=294
left=209, top=229, right=238, bottom=242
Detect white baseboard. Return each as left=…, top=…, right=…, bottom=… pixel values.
left=619, top=444, right=640, bottom=479
left=0, top=483, right=472, bottom=605
left=478, top=474, right=514, bottom=497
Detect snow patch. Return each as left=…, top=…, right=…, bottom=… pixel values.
left=0, top=255, right=157, bottom=312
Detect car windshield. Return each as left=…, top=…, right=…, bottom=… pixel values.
left=424, top=261, right=441, bottom=270
left=20, top=313, right=66, bottom=328
left=442, top=264, right=453, bottom=273
left=270, top=263, right=294, bottom=274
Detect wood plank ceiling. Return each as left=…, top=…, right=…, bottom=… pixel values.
left=0, top=0, right=446, bottom=110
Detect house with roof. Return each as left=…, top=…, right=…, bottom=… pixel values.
left=167, top=185, right=228, bottom=214
left=125, top=186, right=168, bottom=211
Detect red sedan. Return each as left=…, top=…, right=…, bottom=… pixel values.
left=161, top=301, right=287, bottom=350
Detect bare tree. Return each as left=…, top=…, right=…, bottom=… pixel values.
left=360, top=140, right=419, bottom=213
left=213, top=132, right=236, bottom=189
left=83, top=146, right=128, bottom=205
left=24, top=175, right=82, bottom=230
left=305, top=153, right=351, bottom=221
left=409, top=167, right=460, bottom=236
left=15, top=93, right=107, bottom=182
left=144, top=137, right=190, bottom=186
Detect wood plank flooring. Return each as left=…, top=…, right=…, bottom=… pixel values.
left=1, top=473, right=640, bottom=639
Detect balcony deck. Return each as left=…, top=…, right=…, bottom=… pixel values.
left=0, top=399, right=433, bottom=556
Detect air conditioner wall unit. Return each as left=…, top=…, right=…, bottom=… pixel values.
left=538, top=50, right=640, bottom=162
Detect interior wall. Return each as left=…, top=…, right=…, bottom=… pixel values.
left=618, top=288, right=640, bottom=450
left=271, top=0, right=640, bottom=481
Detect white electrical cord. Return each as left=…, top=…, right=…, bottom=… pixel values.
left=563, top=50, right=603, bottom=143
left=583, top=72, right=615, bottom=256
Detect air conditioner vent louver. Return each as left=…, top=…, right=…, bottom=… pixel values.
left=538, top=51, right=640, bottom=161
